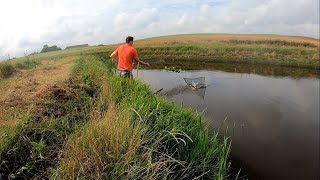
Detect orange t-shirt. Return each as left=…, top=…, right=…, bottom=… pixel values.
left=115, top=44, right=138, bottom=72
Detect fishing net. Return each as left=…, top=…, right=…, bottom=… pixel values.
left=183, top=77, right=206, bottom=89
left=162, top=84, right=206, bottom=99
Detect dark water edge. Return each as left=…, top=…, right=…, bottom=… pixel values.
left=141, top=60, right=320, bottom=79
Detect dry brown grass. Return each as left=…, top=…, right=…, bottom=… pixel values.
left=132, top=34, right=319, bottom=47
left=0, top=57, right=76, bottom=144
left=0, top=57, right=74, bottom=107
left=0, top=108, right=19, bottom=129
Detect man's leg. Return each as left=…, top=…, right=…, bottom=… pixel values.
left=117, top=70, right=132, bottom=78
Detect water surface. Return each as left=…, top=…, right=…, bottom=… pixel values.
left=135, top=66, right=319, bottom=180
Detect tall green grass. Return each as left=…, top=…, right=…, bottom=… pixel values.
left=1, top=54, right=231, bottom=179
left=53, top=55, right=231, bottom=179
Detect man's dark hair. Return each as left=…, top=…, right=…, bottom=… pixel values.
left=126, top=36, right=134, bottom=43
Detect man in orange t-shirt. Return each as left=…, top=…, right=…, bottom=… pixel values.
left=110, top=36, right=150, bottom=78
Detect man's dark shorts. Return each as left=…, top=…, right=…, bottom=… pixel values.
left=116, top=69, right=132, bottom=78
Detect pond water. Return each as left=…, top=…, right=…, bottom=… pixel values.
left=135, top=64, right=319, bottom=180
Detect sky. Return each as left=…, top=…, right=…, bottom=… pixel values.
left=0, top=0, right=319, bottom=59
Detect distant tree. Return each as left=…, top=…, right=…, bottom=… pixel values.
left=30, top=52, right=38, bottom=55
left=40, top=44, right=62, bottom=53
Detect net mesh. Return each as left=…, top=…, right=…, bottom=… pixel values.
left=183, top=77, right=206, bottom=89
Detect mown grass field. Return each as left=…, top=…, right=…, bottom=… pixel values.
left=132, top=34, right=319, bottom=68
left=135, top=33, right=319, bottom=46
left=0, top=33, right=319, bottom=179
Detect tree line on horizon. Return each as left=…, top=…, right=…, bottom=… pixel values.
left=40, top=43, right=98, bottom=53
left=40, top=44, right=62, bottom=53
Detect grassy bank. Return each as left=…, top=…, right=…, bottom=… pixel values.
left=130, top=34, right=319, bottom=69
left=53, top=55, right=231, bottom=179
left=135, top=44, right=319, bottom=68
left=0, top=45, right=97, bottom=80
left=0, top=55, right=231, bottom=179
left=0, top=56, right=76, bottom=154
left=0, top=56, right=105, bottom=178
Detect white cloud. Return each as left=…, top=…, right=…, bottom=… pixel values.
left=114, top=8, right=159, bottom=32
left=0, top=0, right=319, bottom=59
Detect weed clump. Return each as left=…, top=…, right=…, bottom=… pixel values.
left=15, top=59, right=39, bottom=69
left=0, top=56, right=40, bottom=80
left=0, top=63, right=15, bottom=79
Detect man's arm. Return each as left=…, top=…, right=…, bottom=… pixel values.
left=134, top=56, right=150, bottom=66
left=110, top=50, right=118, bottom=62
